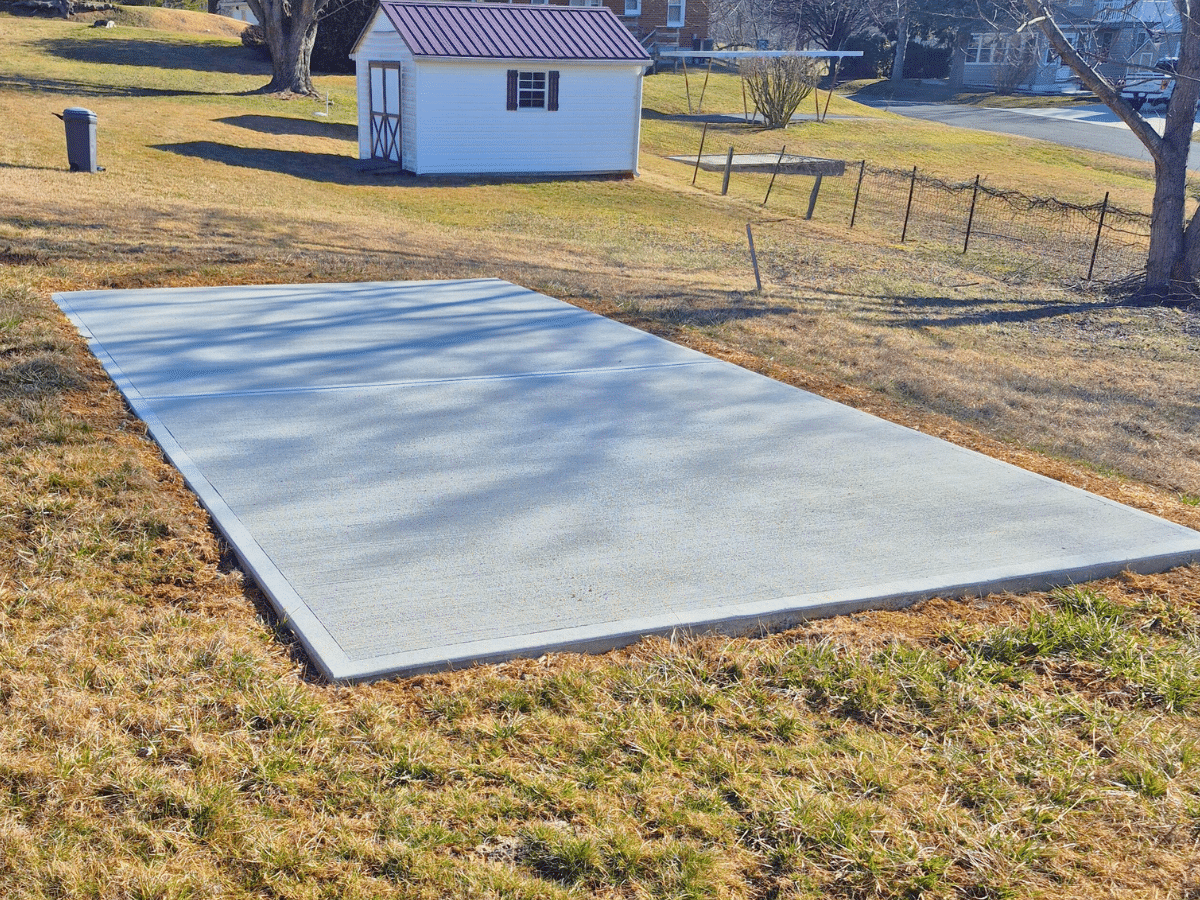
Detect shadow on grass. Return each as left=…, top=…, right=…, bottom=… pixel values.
left=154, top=140, right=638, bottom=186
left=38, top=35, right=269, bottom=76
left=880, top=295, right=1115, bottom=329
left=0, top=161, right=66, bottom=173
left=217, top=114, right=358, bottom=142
left=0, top=74, right=249, bottom=98
left=153, top=141, right=361, bottom=183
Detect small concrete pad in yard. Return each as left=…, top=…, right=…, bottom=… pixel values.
left=55, top=280, right=1200, bottom=682
left=671, top=153, right=846, bottom=176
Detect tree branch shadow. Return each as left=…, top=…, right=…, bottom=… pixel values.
left=37, top=35, right=268, bottom=76
left=0, top=73, right=253, bottom=98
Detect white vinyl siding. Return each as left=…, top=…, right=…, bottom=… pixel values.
left=407, top=60, right=641, bottom=175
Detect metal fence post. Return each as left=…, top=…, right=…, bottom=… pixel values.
left=901, top=165, right=917, bottom=242
left=1088, top=191, right=1110, bottom=281
left=849, top=159, right=866, bottom=228
left=763, top=144, right=786, bottom=206
left=963, top=174, right=980, bottom=254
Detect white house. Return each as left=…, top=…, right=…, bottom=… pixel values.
left=350, top=0, right=651, bottom=176
left=215, top=0, right=258, bottom=25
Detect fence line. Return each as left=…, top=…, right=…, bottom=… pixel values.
left=694, top=152, right=1153, bottom=283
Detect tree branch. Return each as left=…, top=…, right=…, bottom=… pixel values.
left=1024, top=0, right=1164, bottom=164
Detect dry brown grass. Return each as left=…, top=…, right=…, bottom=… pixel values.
left=2, top=13, right=1200, bottom=899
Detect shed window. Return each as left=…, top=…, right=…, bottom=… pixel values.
left=519, top=71, right=545, bottom=107
left=507, top=70, right=559, bottom=110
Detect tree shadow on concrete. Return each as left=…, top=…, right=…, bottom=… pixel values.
left=217, top=114, right=358, bottom=142
left=38, top=35, right=269, bottom=76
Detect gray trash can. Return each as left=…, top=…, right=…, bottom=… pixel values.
left=60, top=107, right=100, bottom=173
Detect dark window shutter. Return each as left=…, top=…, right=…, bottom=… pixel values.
left=547, top=70, right=560, bottom=111
left=506, top=69, right=518, bottom=110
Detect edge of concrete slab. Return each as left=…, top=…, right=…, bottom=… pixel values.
left=327, top=544, right=1200, bottom=683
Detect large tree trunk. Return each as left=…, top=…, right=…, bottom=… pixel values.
left=1028, top=0, right=1200, bottom=297
left=264, top=20, right=318, bottom=95
left=890, top=11, right=907, bottom=86
left=248, top=0, right=323, bottom=96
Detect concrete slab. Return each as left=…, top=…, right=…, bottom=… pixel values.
left=671, top=153, right=846, bottom=176
left=55, top=280, right=1200, bottom=682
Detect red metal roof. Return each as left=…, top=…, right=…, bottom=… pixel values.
left=378, top=1, right=652, bottom=63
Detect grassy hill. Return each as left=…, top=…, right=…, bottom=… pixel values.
left=1, top=10, right=1199, bottom=899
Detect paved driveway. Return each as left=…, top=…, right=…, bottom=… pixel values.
left=55, top=280, right=1200, bottom=681
left=857, top=99, right=1198, bottom=168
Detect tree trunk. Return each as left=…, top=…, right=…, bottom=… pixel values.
left=247, top=0, right=323, bottom=96
left=946, top=28, right=969, bottom=94
left=890, top=11, right=907, bottom=85
left=1028, top=0, right=1200, bottom=297
left=264, top=21, right=318, bottom=95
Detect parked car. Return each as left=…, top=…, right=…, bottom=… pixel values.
left=1119, top=57, right=1177, bottom=111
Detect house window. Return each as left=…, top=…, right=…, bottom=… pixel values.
left=624, top=0, right=640, bottom=14
left=568, top=0, right=602, bottom=5
left=966, top=33, right=998, bottom=64
left=506, top=70, right=560, bottom=111
left=666, top=0, right=683, bottom=26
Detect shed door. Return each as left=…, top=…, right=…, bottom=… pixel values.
left=369, top=62, right=401, bottom=164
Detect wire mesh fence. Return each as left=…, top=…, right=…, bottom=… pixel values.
left=846, top=164, right=1150, bottom=281
left=687, top=151, right=1153, bottom=283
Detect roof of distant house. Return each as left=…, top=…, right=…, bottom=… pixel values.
left=376, top=0, right=652, bottom=63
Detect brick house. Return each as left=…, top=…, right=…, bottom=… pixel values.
left=473, top=0, right=709, bottom=50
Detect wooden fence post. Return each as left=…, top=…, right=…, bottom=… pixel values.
left=721, top=146, right=734, bottom=195
left=849, top=159, right=866, bottom=228
left=805, top=175, right=823, bottom=220
left=747, top=223, right=762, bottom=291
left=963, top=174, right=980, bottom=254
left=901, top=165, right=917, bottom=242
left=1088, top=192, right=1110, bottom=280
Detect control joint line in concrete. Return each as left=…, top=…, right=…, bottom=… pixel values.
left=142, top=360, right=717, bottom=402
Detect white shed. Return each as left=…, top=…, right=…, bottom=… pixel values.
left=350, top=0, right=651, bottom=176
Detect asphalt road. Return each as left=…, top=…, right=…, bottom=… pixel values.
left=855, top=99, right=1195, bottom=167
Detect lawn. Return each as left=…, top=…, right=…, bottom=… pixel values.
left=1, top=8, right=1199, bottom=899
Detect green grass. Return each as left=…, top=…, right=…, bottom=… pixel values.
left=2, top=11, right=1200, bottom=899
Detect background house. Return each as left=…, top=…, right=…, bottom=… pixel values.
left=215, top=0, right=257, bottom=25
left=962, top=0, right=1179, bottom=93
left=350, top=0, right=651, bottom=176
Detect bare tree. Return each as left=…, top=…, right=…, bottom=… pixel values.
left=774, top=0, right=879, bottom=50
left=710, top=0, right=783, bottom=47
left=1024, top=0, right=1199, bottom=297
left=740, top=56, right=822, bottom=125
